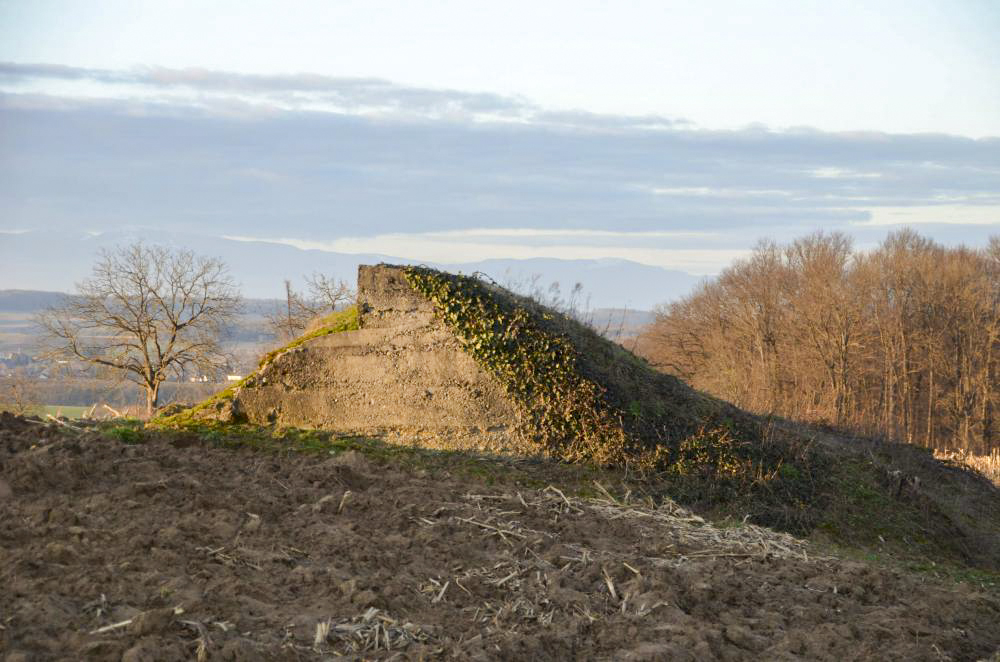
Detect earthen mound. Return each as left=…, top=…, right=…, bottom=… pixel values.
left=162, top=265, right=766, bottom=469
left=158, top=265, right=1000, bottom=560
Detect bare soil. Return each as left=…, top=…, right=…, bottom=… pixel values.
left=2, top=415, right=999, bottom=661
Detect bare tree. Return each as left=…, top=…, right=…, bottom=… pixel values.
left=306, top=273, right=354, bottom=310
left=38, top=243, right=242, bottom=416
left=1, top=368, right=37, bottom=416
left=268, top=279, right=306, bottom=342
left=266, top=274, right=354, bottom=341
left=784, top=231, right=860, bottom=424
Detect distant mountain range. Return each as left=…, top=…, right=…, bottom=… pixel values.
left=0, top=229, right=701, bottom=310
left=0, top=290, right=66, bottom=313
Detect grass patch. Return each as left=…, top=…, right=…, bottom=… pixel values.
left=144, top=420, right=619, bottom=497
left=902, top=561, right=1000, bottom=593
left=804, top=444, right=1000, bottom=571
left=105, top=423, right=144, bottom=444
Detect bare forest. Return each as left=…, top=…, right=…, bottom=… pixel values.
left=638, top=229, right=1000, bottom=454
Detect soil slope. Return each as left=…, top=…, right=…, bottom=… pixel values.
left=2, top=416, right=999, bottom=661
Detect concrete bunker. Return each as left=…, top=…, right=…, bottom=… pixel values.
left=167, top=262, right=757, bottom=469
left=228, top=265, right=523, bottom=452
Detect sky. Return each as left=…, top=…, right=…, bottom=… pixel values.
left=1, top=0, right=999, bottom=291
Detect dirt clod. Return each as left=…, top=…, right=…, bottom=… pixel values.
left=127, top=608, right=177, bottom=636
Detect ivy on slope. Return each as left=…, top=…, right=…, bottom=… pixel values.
left=403, top=266, right=831, bottom=531
left=404, top=266, right=628, bottom=464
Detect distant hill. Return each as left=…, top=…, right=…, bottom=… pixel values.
left=0, top=229, right=700, bottom=310
left=0, top=290, right=281, bottom=319
left=0, top=290, right=66, bottom=312
left=463, top=257, right=697, bottom=311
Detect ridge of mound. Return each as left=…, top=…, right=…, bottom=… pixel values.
left=156, top=305, right=360, bottom=427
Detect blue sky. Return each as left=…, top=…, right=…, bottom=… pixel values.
left=1, top=0, right=998, bottom=280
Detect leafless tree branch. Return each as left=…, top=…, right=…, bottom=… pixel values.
left=36, top=243, right=242, bottom=416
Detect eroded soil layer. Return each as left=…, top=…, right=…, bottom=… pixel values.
left=2, top=418, right=999, bottom=661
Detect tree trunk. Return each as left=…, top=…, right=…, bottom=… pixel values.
left=926, top=368, right=934, bottom=448
left=981, top=346, right=996, bottom=453
left=145, top=381, right=161, bottom=418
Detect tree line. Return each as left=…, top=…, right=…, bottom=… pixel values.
left=637, top=229, right=999, bottom=453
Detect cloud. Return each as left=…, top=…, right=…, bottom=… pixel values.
left=377, top=228, right=719, bottom=240
left=1, top=62, right=998, bottom=266
left=223, top=232, right=747, bottom=274
left=0, top=61, right=693, bottom=131
left=856, top=204, right=1000, bottom=227
left=649, top=187, right=795, bottom=198
left=809, top=167, right=884, bottom=180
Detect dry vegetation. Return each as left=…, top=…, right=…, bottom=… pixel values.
left=0, top=368, right=36, bottom=415
left=639, top=229, right=999, bottom=456
left=935, top=449, right=1000, bottom=487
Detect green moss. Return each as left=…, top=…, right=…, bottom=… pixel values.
left=106, top=424, right=144, bottom=444
left=151, top=377, right=248, bottom=427
left=257, top=305, right=359, bottom=368
left=153, top=305, right=359, bottom=427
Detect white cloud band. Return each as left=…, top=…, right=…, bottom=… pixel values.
left=223, top=230, right=747, bottom=274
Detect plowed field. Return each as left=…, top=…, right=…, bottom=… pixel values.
left=2, top=415, right=999, bottom=661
